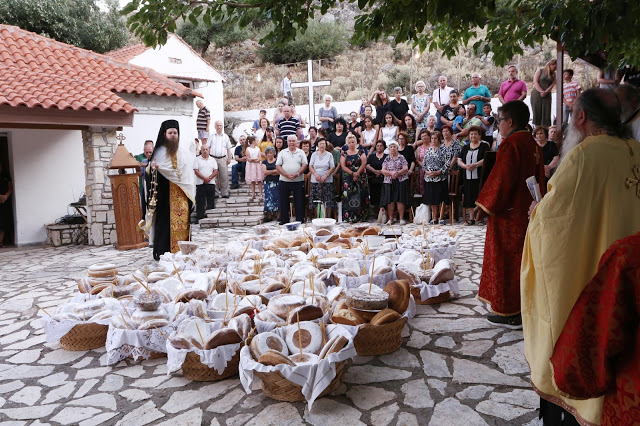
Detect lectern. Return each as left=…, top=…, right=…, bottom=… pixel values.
left=108, top=135, right=148, bottom=250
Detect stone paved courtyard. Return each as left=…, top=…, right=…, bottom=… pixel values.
left=0, top=222, right=542, bottom=425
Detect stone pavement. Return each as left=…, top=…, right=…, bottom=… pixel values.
left=0, top=223, right=543, bottom=425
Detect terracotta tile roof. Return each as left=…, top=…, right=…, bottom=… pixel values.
left=0, top=25, right=194, bottom=113
left=105, top=43, right=149, bottom=63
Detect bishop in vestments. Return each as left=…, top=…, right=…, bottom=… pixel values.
left=145, top=120, right=195, bottom=260
left=474, top=101, right=546, bottom=327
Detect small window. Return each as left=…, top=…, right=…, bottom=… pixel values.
left=169, top=57, right=182, bottom=64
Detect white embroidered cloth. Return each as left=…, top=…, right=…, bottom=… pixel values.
left=102, top=320, right=181, bottom=365
left=413, top=277, right=460, bottom=302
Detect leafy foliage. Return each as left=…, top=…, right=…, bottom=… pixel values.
left=258, top=21, right=349, bottom=64
left=0, top=0, right=128, bottom=53
left=122, top=0, right=640, bottom=68
left=177, top=9, right=268, bottom=55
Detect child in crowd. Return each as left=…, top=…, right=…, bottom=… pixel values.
left=453, top=105, right=466, bottom=135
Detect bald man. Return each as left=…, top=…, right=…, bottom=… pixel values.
left=208, top=120, right=232, bottom=198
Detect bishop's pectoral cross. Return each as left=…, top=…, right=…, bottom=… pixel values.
left=626, top=165, right=640, bottom=199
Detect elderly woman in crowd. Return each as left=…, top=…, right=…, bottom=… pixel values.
left=366, top=140, right=388, bottom=214
left=422, top=129, right=449, bottom=225
left=308, top=126, right=319, bottom=153
left=457, top=126, right=489, bottom=225
left=531, top=59, right=557, bottom=126
left=425, top=115, right=437, bottom=134
left=441, top=125, right=462, bottom=171
left=318, top=94, right=338, bottom=132
left=261, top=146, right=280, bottom=222
left=411, top=80, right=431, bottom=130
left=399, top=113, right=417, bottom=145
left=534, top=126, right=559, bottom=178
left=380, top=140, right=410, bottom=225
left=390, top=87, right=410, bottom=124
left=328, top=117, right=348, bottom=149
left=414, top=129, right=431, bottom=195
left=341, top=133, right=369, bottom=223
left=309, top=138, right=336, bottom=218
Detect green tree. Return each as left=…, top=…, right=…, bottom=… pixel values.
left=0, top=0, right=128, bottom=53
left=122, top=0, right=640, bottom=68
left=258, top=20, right=349, bottom=64
left=177, top=9, right=268, bottom=55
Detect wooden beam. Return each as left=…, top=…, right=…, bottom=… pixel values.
left=0, top=123, right=88, bottom=131
left=0, top=105, right=134, bottom=128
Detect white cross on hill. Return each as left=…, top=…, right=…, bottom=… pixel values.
left=290, top=60, right=331, bottom=128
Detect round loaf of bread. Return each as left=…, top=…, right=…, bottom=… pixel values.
left=74, top=299, right=106, bottom=318
left=77, top=277, right=92, bottom=293
left=258, top=350, right=296, bottom=367
left=395, top=267, right=421, bottom=286
left=261, top=282, right=286, bottom=294
left=88, top=263, right=117, bottom=278
left=285, top=321, right=323, bottom=355
left=250, top=332, right=289, bottom=360
left=169, top=334, right=192, bottom=350
left=330, top=308, right=366, bottom=326
left=255, top=310, right=285, bottom=324
left=131, top=307, right=168, bottom=325
left=370, top=308, right=402, bottom=325
left=268, top=294, right=306, bottom=319
left=148, top=271, right=171, bottom=283
left=315, top=228, right=332, bottom=236
left=287, top=305, right=323, bottom=324
left=138, top=318, right=170, bottom=330
left=383, top=280, right=411, bottom=314
left=346, top=289, right=389, bottom=311
left=318, top=335, right=349, bottom=359
left=360, top=226, right=381, bottom=236
left=204, top=328, right=242, bottom=350
left=228, top=314, right=252, bottom=340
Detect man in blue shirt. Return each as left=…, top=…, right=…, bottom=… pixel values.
left=462, top=73, right=492, bottom=113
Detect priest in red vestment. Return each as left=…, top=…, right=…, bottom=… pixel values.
left=474, top=100, right=546, bottom=328
left=551, top=231, right=640, bottom=426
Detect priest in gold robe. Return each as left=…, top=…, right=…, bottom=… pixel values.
left=521, top=88, right=640, bottom=425
left=145, top=120, right=195, bottom=260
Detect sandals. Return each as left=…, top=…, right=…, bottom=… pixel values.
left=428, top=220, right=436, bottom=225
left=464, top=220, right=475, bottom=226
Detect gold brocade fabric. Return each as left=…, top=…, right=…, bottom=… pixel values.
left=169, top=182, right=190, bottom=253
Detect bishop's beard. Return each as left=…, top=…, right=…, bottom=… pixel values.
left=165, top=136, right=180, bottom=156
left=560, top=122, right=583, bottom=162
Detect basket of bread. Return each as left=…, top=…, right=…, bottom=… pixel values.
left=395, top=256, right=459, bottom=305
left=239, top=319, right=356, bottom=408
left=331, top=278, right=413, bottom=356
left=166, top=314, right=253, bottom=381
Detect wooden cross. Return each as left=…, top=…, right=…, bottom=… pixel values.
left=290, top=60, right=331, bottom=128
left=625, top=165, right=640, bottom=199
left=116, top=133, right=126, bottom=145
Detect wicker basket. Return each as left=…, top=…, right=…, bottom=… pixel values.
left=60, top=323, right=109, bottom=351
left=353, top=316, right=407, bottom=356
left=181, top=350, right=240, bottom=381
left=411, top=287, right=452, bottom=305
left=254, top=359, right=347, bottom=402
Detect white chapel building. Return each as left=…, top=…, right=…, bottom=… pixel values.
left=107, top=34, right=225, bottom=156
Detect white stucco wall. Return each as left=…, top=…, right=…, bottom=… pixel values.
left=118, top=93, right=196, bottom=157
left=126, top=35, right=224, bottom=131
left=3, top=129, right=85, bottom=245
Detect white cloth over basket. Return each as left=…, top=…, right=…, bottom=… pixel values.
left=41, top=316, right=111, bottom=343
left=165, top=318, right=241, bottom=375
left=414, top=277, right=460, bottom=301
left=102, top=320, right=181, bottom=365
left=239, top=325, right=357, bottom=410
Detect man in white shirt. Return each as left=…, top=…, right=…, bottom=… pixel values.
left=276, top=135, right=308, bottom=224
left=193, top=145, right=219, bottom=220
left=208, top=120, right=232, bottom=198
left=281, top=71, right=293, bottom=106
left=432, top=75, right=454, bottom=130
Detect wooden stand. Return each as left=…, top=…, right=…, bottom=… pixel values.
left=109, top=173, right=148, bottom=250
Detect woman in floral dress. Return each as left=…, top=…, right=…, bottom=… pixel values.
left=380, top=141, right=410, bottom=225
left=340, top=133, right=369, bottom=223
left=414, top=128, right=431, bottom=195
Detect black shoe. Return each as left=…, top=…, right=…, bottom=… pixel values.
left=230, top=184, right=239, bottom=189
left=222, top=195, right=230, bottom=198
left=487, top=313, right=522, bottom=329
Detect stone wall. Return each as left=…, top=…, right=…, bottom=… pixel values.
left=82, top=129, right=118, bottom=246
left=46, top=224, right=88, bottom=246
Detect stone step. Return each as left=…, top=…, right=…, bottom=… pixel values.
left=199, top=215, right=263, bottom=228
left=205, top=206, right=264, bottom=216
left=216, top=196, right=263, bottom=206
